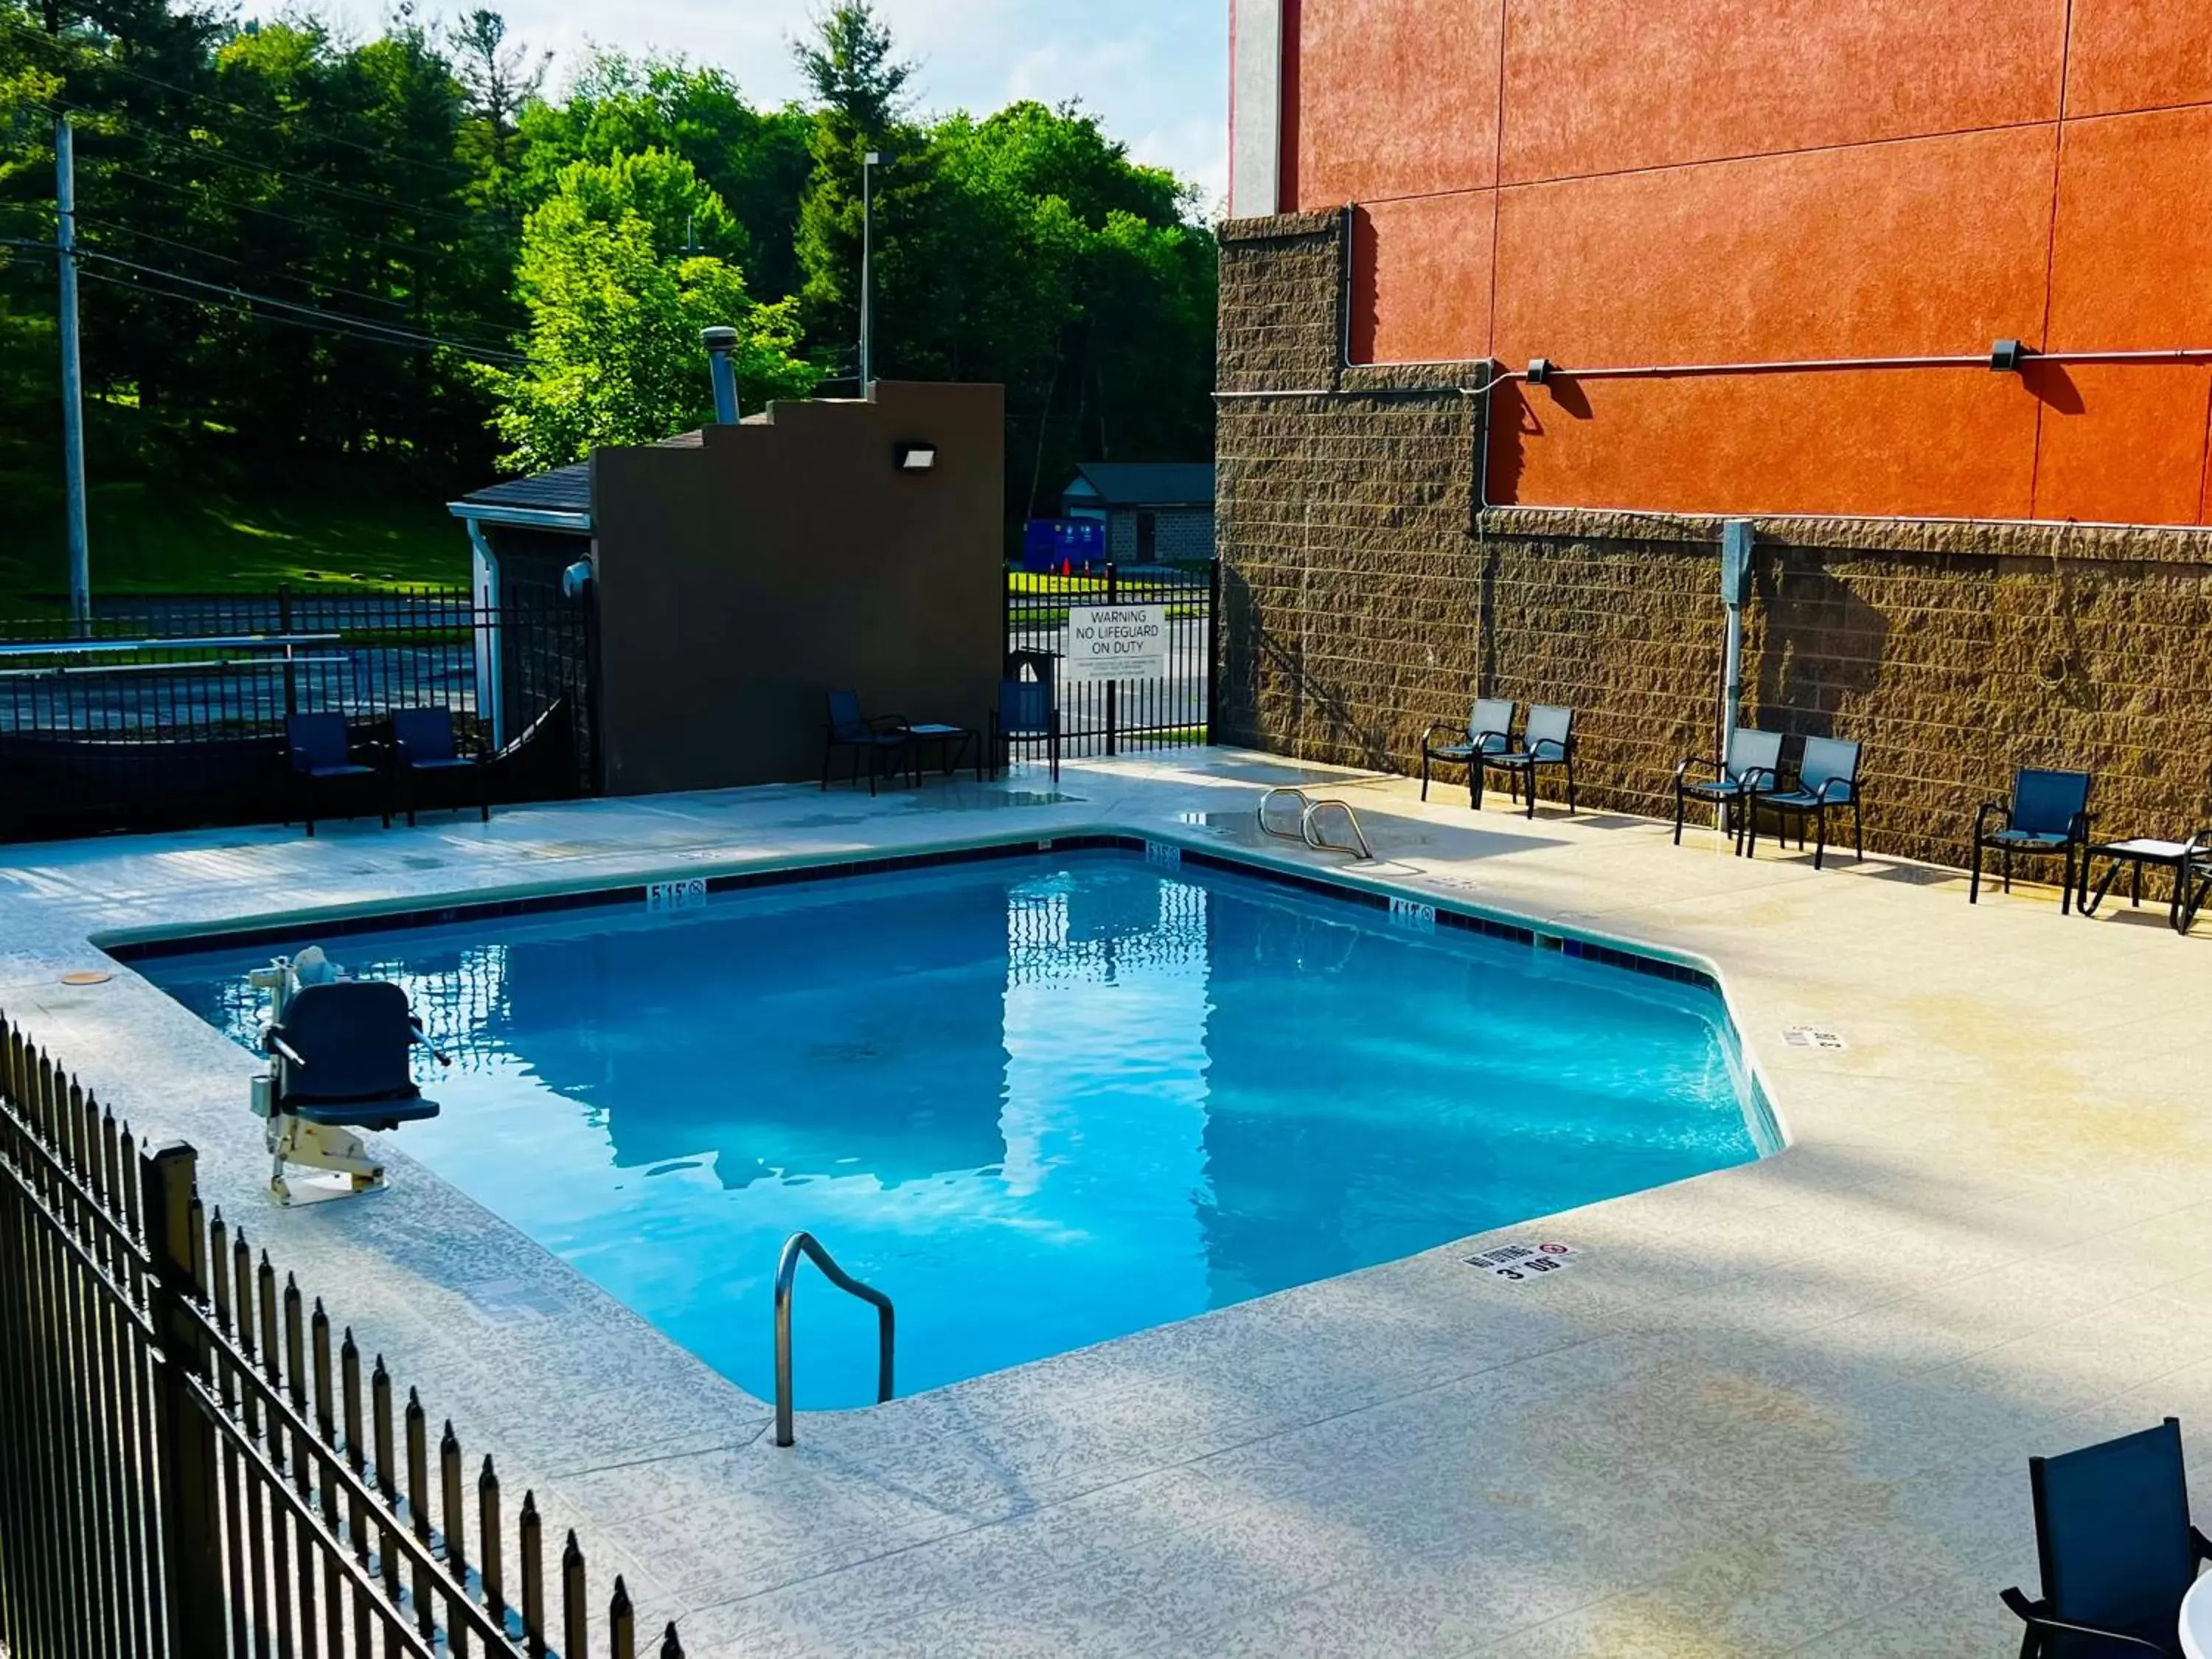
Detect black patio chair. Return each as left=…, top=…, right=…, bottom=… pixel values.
left=1420, top=698, right=1514, bottom=806
left=1482, top=703, right=1577, bottom=820
left=284, top=712, right=388, bottom=838
left=821, top=689, right=911, bottom=796
left=389, top=708, right=489, bottom=827
left=1673, top=728, right=1783, bottom=852
left=265, top=979, right=447, bottom=1133
left=1745, top=735, right=1864, bottom=869
left=2001, top=1417, right=2210, bottom=1658
left=2182, top=839, right=2211, bottom=936
left=990, top=675, right=1060, bottom=782
left=1972, top=767, right=2094, bottom=912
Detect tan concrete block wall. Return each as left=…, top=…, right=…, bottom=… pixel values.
left=1217, top=217, right=2212, bottom=871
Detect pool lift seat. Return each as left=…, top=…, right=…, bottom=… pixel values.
left=251, top=947, right=446, bottom=1206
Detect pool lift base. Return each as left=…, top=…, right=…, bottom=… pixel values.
left=250, top=948, right=444, bottom=1207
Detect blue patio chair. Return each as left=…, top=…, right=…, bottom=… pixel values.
left=1481, top=703, right=1577, bottom=820
left=283, top=712, right=388, bottom=838
left=821, top=689, right=911, bottom=796
left=1745, top=735, right=1863, bottom=869
left=1419, top=698, right=1514, bottom=806
left=1972, top=767, right=2093, bottom=912
left=1673, top=728, right=1783, bottom=852
left=265, top=979, right=446, bottom=1133
left=2001, top=1417, right=2211, bottom=1658
left=389, top=708, right=489, bottom=827
left=990, top=674, right=1060, bottom=782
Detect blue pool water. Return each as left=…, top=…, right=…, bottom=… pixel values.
left=145, top=850, right=1767, bottom=1408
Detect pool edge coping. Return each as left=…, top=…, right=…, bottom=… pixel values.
left=100, top=816, right=1790, bottom=1159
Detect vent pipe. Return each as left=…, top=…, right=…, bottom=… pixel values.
left=702, top=326, right=740, bottom=424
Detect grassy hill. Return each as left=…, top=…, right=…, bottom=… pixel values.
left=0, top=347, right=473, bottom=613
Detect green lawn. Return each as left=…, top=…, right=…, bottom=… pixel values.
left=0, top=477, right=466, bottom=612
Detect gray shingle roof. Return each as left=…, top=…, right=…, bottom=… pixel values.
left=460, top=462, right=591, bottom=514
left=1065, top=462, right=1214, bottom=509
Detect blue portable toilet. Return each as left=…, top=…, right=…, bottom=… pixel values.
left=1020, top=518, right=1105, bottom=574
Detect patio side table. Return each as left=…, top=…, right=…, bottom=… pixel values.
left=2076, top=835, right=2205, bottom=932
left=903, top=723, right=982, bottom=785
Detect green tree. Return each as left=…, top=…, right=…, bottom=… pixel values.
left=476, top=150, right=815, bottom=473
left=790, top=1, right=912, bottom=137
left=513, top=52, right=811, bottom=299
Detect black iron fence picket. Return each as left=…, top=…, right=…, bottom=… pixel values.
left=1002, top=560, right=1215, bottom=761
left=0, top=1012, right=683, bottom=1659
left=0, top=584, right=596, bottom=841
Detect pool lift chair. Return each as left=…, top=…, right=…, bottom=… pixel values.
left=251, top=947, right=447, bottom=1206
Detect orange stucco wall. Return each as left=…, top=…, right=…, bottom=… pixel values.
left=1279, top=0, right=2212, bottom=525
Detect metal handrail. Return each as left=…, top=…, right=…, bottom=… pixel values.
left=1303, top=798, right=1375, bottom=861
left=773, top=1230, right=894, bottom=1447
left=1256, top=785, right=1310, bottom=841
left=0, top=631, right=342, bottom=659
left=1256, top=786, right=1375, bottom=862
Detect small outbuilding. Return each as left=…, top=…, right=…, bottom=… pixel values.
left=1058, top=462, right=1215, bottom=563
left=450, top=379, right=1005, bottom=798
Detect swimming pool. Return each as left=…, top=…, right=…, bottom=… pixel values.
left=143, top=847, right=1770, bottom=1408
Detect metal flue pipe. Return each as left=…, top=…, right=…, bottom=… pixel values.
left=701, top=325, right=740, bottom=424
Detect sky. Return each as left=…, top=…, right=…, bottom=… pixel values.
left=482, top=0, right=1231, bottom=212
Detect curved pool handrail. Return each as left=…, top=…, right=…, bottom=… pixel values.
left=1257, top=786, right=1376, bottom=863
left=773, top=1230, right=895, bottom=1447
left=1256, top=785, right=1310, bottom=841
left=1303, top=798, right=1375, bottom=863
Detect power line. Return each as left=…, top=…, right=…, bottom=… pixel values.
left=75, top=216, right=520, bottom=347
left=0, top=17, right=481, bottom=188
left=75, top=250, right=525, bottom=363
left=77, top=266, right=489, bottom=362
left=106, top=164, right=492, bottom=278
left=49, top=98, right=480, bottom=229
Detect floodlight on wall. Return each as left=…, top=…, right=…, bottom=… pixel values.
left=1991, top=339, right=2028, bottom=372
left=1526, top=358, right=1557, bottom=385
left=895, top=442, right=939, bottom=472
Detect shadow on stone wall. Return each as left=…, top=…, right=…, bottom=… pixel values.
left=1750, top=549, right=1891, bottom=743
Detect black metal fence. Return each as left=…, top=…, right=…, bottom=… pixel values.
left=1004, top=561, right=1217, bottom=759
left=0, top=1011, right=681, bottom=1658
left=0, top=585, right=595, bottom=842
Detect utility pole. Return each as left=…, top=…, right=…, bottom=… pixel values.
left=859, top=150, right=879, bottom=394
left=57, top=114, right=89, bottom=633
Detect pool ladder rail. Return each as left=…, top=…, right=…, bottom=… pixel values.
left=1257, top=786, right=1377, bottom=862
left=773, top=1231, right=895, bottom=1447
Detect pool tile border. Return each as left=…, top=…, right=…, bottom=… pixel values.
left=104, top=830, right=1720, bottom=1001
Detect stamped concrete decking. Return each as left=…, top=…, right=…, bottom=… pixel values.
left=4, top=748, right=2211, bottom=1658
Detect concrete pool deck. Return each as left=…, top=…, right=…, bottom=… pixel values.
left=4, top=747, right=2211, bottom=1657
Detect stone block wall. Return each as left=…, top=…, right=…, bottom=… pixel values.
left=1217, top=214, right=2212, bottom=869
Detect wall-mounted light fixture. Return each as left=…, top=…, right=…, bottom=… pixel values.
left=894, top=442, right=938, bottom=472
left=1526, top=358, right=1557, bottom=385
left=1990, top=339, right=2029, bottom=373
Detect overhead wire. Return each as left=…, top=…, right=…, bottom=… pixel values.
left=44, top=97, right=480, bottom=229
left=0, top=16, right=482, bottom=189
left=105, top=164, right=499, bottom=283
left=74, top=250, right=526, bottom=364
left=74, top=215, right=521, bottom=347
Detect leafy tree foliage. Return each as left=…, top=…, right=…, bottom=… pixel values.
left=0, top=0, right=1216, bottom=544
left=474, top=150, right=814, bottom=472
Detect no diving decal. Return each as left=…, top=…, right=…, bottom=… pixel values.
left=1466, top=1242, right=1576, bottom=1283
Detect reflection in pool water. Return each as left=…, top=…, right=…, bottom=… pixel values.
left=146, top=852, right=1763, bottom=1407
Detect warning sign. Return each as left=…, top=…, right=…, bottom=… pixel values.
left=1465, top=1241, right=1576, bottom=1282
left=1064, top=604, right=1169, bottom=684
